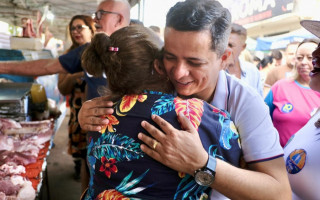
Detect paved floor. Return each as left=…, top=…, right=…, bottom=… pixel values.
left=40, top=111, right=82, bottom=200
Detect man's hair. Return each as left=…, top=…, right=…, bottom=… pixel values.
left=130, top=19, right=144, bottom=26
left=271, top=50, right=282, bottom=60
left=166, top=0, right=231, bottom=57
left=82, top=26, right=173, bottom=101
left=149, top=25, right=160, bottom=33
left=231, top=23, right=247, bottom=39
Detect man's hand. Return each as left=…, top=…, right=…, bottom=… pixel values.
left=138, top=112, right=208, bottom=175
left=78, top=96, right=114, bottom=131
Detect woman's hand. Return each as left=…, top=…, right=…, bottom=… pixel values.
left=138, top=112, right=208, bottom=175
left=78, top=96, right=114, bottom=131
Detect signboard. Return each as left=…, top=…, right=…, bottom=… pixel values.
left=222, top=0, right=294, bottom=25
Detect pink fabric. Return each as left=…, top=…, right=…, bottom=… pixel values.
left=271, top=79, right=320, bottom=146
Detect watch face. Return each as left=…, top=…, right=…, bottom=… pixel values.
left=195, top=170, right=214, bottom=186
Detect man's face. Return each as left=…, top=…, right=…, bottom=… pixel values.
left=163, top=28, right=224, bottom=102
left=94, top=2, right=120, bottom=35
left=285, top=43, right=299, bottom=68
left=228, top=33, right=245, bottom=58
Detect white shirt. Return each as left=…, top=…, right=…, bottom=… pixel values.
left=284, top=110, right=320, bottom=200
left=210, top=70, right=283, bottom=199
left=239, top=59, right=263, bottom=97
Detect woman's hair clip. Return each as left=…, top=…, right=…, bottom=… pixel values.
left=108, top=46, right=119, bottom=52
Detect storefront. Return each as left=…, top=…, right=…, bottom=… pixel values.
left=221, top=0, right=320, bottom=50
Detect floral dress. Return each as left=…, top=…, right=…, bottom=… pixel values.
left=85, top=91, right=241, bottom=200
left=68, top=78, right=87, bottom=159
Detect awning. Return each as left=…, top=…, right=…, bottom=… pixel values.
left=255, top=28, right=316, bottom=51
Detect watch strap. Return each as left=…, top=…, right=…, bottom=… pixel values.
left=206, top=154, right=217, bottom=173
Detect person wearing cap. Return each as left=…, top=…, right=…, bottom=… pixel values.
left=283, top=19, right=320, bottom=200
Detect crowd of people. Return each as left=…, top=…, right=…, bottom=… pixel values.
left=0, top=0, right=320, bottom=199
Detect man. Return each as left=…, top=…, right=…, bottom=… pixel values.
left=0, top=0, right=131, bottom=99
left=227, top=23, right=263, bottom=96
left=271, top=49, right=283, bottom=67
left=265, top=41, right=299, bottom=87
left=78, top=0, right=291, bottom=199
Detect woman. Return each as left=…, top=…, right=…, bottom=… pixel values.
left=265, top=38, right=320, bottom=147
left=57, top=15, right=95, bottom=184
left=284, top=19, right=320, bottom=199
left=81, top=25, right=240, bottom=199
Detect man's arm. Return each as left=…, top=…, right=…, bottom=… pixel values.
left=138, top=114, right=291, bottom=200
left=265, top=67, right=278, bottom=87
left=0, top=58, right=67, bottom=76
left=78, top=97, right=114, bottom=131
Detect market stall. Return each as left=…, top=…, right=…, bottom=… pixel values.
left=0, top=81, right=64, bottom=199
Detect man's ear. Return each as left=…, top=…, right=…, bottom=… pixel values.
left=242, top=43, right=247, bottom=51
left=154, top=59, right=165, bottom=75
left=220, top=47, right=233, bottom=70
left=115, top=14, right=123, bottom=27
left=221, top=47, right=232, bottom=61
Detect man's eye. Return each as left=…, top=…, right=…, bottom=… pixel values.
left=188, top=61, right=202, bottom=66
left=164, top=56, right=175, bottom=60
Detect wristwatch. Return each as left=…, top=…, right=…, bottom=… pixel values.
left=194, top=155, right=216, bottom=186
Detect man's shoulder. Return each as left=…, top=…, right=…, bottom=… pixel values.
left=240, top=59, right=258, bottom=70
left=226, top=72, right=260, bottom=97
left=270, top=64, right=290, bottom=74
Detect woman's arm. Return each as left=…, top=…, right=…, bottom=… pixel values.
left=58, top=72, right=84, bottom=95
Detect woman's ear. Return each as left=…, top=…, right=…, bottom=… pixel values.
left=154, top=59, right=165, bottom=75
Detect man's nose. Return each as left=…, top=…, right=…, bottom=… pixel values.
left=172, top=61, right=189, bottom=79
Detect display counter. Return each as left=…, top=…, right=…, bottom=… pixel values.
left=0, top=80, right=65, bottom=199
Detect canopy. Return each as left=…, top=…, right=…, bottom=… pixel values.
left=255, top=28, right=316, bottom=51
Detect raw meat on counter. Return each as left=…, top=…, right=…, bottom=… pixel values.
left=0, top=118, right=55, bottom=199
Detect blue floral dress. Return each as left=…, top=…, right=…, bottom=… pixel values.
left=85, top=91, right=241, bottom=200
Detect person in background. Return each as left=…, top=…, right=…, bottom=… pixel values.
left=149, top=25, right=162, bottom=38
left=265, top=38, right=320, bottom=147
left=284, top=19, right=320, bottom=200
left=253, top=55, right=262, bottom=67
left=0, top=0, right=131, bottom=100
left=258, top=55, right=274, bottom=96
left=271, top=49, right=283, bottom=67
left=58, top=15, right=94, bottom=187
left=78, top=0, right=291, bottom=199
left=130, top=19, right=144, bottom=26
left=226, top=23, right=263, bottom=96
left=265, top=41, right=300, bottom=88
left=81, top=25, right=239, bottom=200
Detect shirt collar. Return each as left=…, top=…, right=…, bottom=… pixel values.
left=211, top=70, right=229, bottom=110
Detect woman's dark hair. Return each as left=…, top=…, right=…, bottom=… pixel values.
left=67, top=15, right=95, bottom=52
left=82, top=26, right=174, bottom=101
left=258, top=56, right=273, bottom=70
left=166, top=0, right=231, bottom=57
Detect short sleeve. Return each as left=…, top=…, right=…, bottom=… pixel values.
left=58, top=44, right=88, bottom=73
